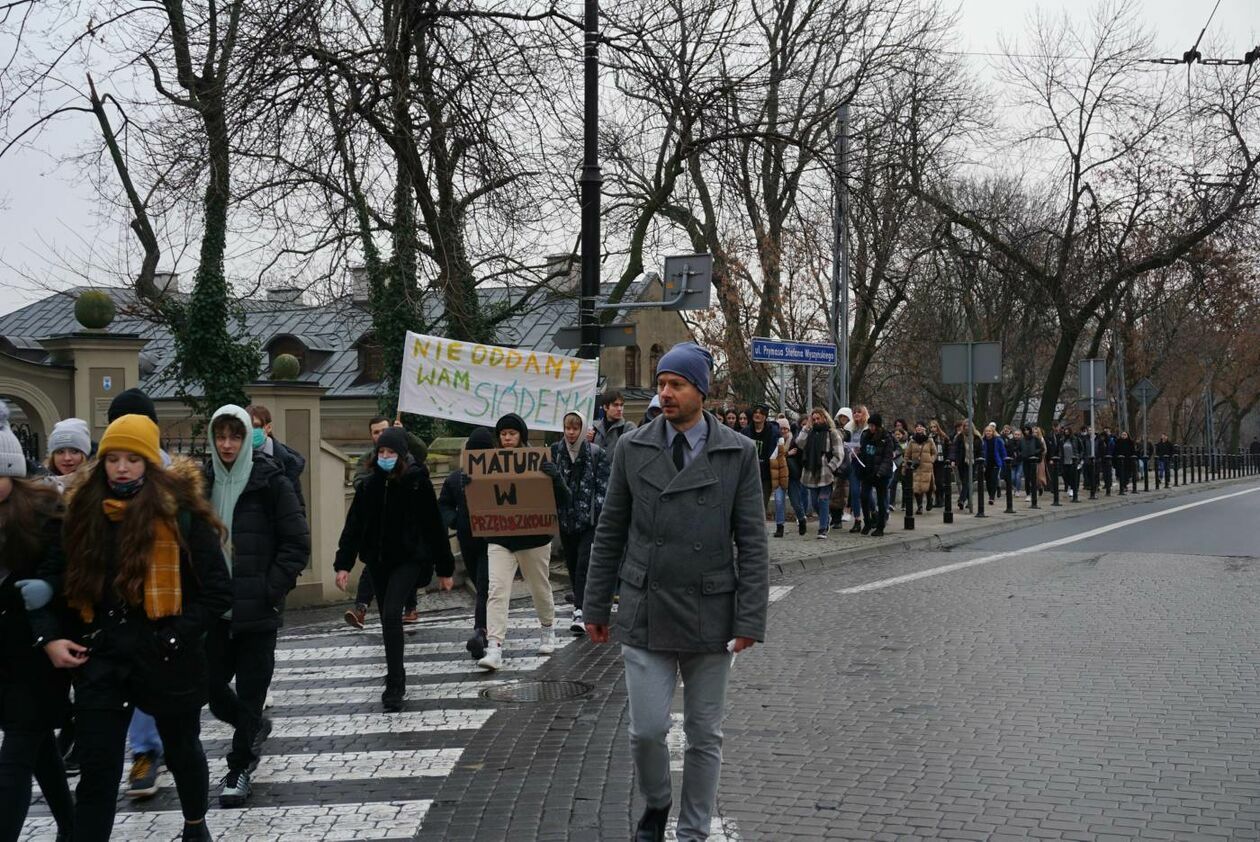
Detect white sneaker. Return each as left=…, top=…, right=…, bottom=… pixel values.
left=477, top=643, right=503, bottom=671
left=569, top=609, right=586, bottom=635
left=538, top=626, right=557, bottom=655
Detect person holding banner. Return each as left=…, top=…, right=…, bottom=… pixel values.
left=476, top=413, right=570, bottom=672
left=333, top=429, right=454, bottom=711
left=584, top=342, right=769, bottom=842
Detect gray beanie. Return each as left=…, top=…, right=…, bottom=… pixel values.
left=0, top=402, right=27, bottom=478
left=655, top=342, right=714, bottom=396
left=47, top=418, right=92, bottom=457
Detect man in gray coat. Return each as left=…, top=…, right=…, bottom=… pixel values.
left=585, top=342, right=769, bottom=842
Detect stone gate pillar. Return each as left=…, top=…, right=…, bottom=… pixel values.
left=245, top=381, right=345, bottom=606
left=40, top=332, right=149, bottom=442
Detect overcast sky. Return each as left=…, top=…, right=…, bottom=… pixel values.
left=0, top=0, right=1254, bottom=318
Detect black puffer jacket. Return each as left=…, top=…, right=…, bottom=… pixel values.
left=272, top=439, right=307, bottom=513
left=203, top=454, right=310, bottom=633
left=858, top=427, right=897, bottom=480
left=335, top=461, right=455, bottom=582
left=0, top=499, right=70, bottom=729
left=33, top=462, right=233, bottom=714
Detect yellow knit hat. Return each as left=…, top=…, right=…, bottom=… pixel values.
left=98, top=414, right=162, bottom=466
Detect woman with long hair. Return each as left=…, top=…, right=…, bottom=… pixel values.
left=0, top=415, right=74, bottom=842
left=794, top=407, right=845, bottom=539
left=38, top=414, right=232, bottom=842
left=334, top=427, right=455, bottom=709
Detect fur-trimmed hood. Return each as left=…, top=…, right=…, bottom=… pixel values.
left=63, top=453, right=207, bottom=518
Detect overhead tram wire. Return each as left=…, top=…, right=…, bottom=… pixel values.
left=1141, top=0, right=1256, bottom=68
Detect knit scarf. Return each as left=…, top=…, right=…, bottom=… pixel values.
left=72, top=499, right=183, bottom=622
left=804, top=424, right=830, bottom=473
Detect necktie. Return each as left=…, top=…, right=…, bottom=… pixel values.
left=672, top=433, right=687, bottom=472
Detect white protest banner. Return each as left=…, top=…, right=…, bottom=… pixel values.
left=398, top=331, right=599, bottom=433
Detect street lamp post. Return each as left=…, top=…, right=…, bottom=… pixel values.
left=578, top=0, right=602, bottom=362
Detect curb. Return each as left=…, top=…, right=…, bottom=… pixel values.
left=768, top=476, right=1258, bottom=580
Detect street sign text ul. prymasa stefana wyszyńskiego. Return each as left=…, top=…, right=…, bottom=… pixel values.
left=751, top=338, right=838, bottom=367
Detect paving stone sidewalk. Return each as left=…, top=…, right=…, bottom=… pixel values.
left=401, top=474, right=1255, bottom=840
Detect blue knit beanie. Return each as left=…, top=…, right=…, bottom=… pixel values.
left=655, top=342, right=713, bottom=396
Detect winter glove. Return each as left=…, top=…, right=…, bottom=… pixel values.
left=14, top=579, right=53, bottom=611
left=461, top=472, right=473, bottom=488
left=540, top=460, right=560, bottom=479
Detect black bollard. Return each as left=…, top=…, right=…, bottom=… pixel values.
left=975, top=456, right=987, bottom=518
left=943, top=461, right=954, bottom=524
left=903, top=467, right=915, bottom=531
left=1005, top=459, right=1016, bottom=513
left=1029, top=459, right=1040, bottom=509
left=1051, top=458, right=1061, bottom=506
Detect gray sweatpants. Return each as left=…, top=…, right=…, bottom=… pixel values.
left=622, top=644, right=733, bottom=841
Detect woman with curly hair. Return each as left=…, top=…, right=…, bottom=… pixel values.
left=35, top=414, right=232, bottom=841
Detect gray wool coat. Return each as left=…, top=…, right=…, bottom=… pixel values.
left=582, top=412, right=770, bottom=652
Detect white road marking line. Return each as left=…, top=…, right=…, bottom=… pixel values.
left=200, top=710, right=494, bottom=741
left=768, top=585, right=794, bottom=603
left=210, top=749, right=462, bottom=783
left=259, top=680, right=513, bottom=707
left=276, top=637, right=574, bottom=661
left=838, top=484, right=1260, bottom=594
left=666, top=817, right=742, bottom=841
left=271, top=657, right=551, bottom=683
left=21, top=800, right=432, bottom=841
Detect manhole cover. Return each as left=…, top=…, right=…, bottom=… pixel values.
left=479, top=680, right=594, bottom=703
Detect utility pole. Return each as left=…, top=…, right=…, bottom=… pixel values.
left=831, top=104, right=850, bottom=412
left=1115, top=324, right=1129, bottom=431
left=578, top=0, right=602, bottom=361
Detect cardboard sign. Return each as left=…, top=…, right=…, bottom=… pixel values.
left=463, top=447, right=558, bottom=538
left=398, top=331, right=599, bottom=432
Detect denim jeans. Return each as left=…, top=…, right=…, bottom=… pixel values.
left=788, top=478, right=809, bottom=519
left=774, top=485, right=806, bottom=526
left=128, top=710, right=163, bottom=756
left=807, top=485, right=831, bottom=532
left=848, top=461, right=862, bottom=517
left=1010, top=462, right=1024, bottom=494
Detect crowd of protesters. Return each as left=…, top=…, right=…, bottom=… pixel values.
left=2, top=350, right=1254, bottom=841
left=710, top=401, right=1233, bottom=538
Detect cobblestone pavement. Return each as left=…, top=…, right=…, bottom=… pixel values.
left=720, top=480, right=1260, bottom=840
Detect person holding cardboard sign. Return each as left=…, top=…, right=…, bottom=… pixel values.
left=475, top=413, right=569, bottom=672
left=333, top=429, right=454, bottom=711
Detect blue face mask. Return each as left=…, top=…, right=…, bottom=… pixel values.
left=252, top=428, right=266, bottom=449
left=377, top=456, right=398, bottom=472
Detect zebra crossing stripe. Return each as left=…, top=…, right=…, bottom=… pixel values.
left=768, top=585, right=794, bottom=603
left=19, top=800, right=432, bottom=841
left=211, top=749, right=462, bottom=783
left=270, top=657, right=552, bottom=683
left=200, top=709, right=494, bottom=742
left=275, top=637, right=575, bottom=661
left=283, top=614, right=566, bottom=641
left=261, top=680, right=514, bottom=707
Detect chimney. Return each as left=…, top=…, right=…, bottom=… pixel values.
left=545, top=254, right=579, bottom=291
left=153, top=271, right=181, bottom=294
left=349, top=266, right=371, bottom=305
left=267, top=286, right=304, bottom=305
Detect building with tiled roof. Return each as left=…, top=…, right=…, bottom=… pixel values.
left=0, top=268, right=691, bottom=455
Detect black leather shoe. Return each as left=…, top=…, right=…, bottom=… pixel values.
left=634, top=803, right=671, bottom=842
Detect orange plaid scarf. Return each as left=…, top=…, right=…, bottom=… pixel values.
left=73, top=500, right=183, bottom=623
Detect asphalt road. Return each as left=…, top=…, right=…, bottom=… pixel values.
left=719, top=480, right=1260, bottom=841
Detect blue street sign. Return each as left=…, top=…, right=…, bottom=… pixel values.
left=751, top=337, right=837, bottom=367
